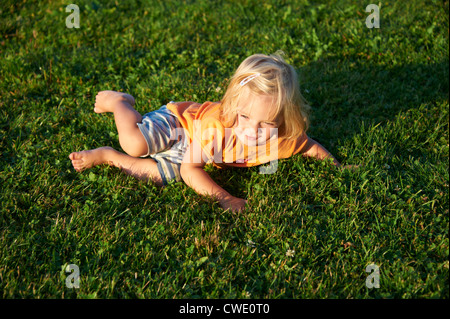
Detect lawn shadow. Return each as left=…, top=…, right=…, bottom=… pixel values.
left=297, top=57, right=449, bottom=153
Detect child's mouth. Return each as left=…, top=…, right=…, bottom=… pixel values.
left=245, top=135, right=258, bottom=141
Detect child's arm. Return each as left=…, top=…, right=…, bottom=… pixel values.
left=301, top=136, right=341, bottom=167
left=180, top=140, right=248, bottom=212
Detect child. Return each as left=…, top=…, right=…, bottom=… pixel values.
left=69, top=53, right=340, bottom=212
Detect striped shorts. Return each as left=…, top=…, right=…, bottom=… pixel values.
left=137, top=104, right=189, bottom=185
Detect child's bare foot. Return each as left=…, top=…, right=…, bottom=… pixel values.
left=94, top=90, right=135, bottom=114
left=69, top=146, right=114, bottom=172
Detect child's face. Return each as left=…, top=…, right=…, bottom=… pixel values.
left=234, top=89, right=281, bottom=146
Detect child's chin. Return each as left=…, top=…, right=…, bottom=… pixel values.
left=246, top=139, right=259, bottom=147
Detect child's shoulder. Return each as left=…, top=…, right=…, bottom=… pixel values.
left=167, top=101, right=222, bottom=126
left=166, top=101, right=200, bottom=116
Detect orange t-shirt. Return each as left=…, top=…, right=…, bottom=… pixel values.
left=166, top=101, right=308, bottom=168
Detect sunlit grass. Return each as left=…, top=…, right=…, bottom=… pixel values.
left=0, top=0, right=448, bottom=298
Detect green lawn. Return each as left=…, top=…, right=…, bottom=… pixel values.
left=0, top=0, right=448, bottom=299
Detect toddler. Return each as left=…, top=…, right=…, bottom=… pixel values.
left=69, top=53, right=340, bottom=212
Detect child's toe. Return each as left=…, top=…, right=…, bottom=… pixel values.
left=71, top=159, right=83, bottom=165
left=69, top=152, right=83, bottom=160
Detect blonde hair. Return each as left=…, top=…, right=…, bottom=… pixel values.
left=220, top=52, right=311, bottom=140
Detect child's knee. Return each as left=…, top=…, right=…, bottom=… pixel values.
left=120, top=140, right=149, bottom=158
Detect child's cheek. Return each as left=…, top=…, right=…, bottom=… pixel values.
left=236, top=117, right=246, bottom=130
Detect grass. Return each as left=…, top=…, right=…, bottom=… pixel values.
left=0, top=0, right=448, bottom=299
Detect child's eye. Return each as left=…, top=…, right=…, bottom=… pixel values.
left=239, top=114, right=249, bottom=119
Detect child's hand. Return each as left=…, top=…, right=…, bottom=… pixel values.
left=219, top=195, right=248, bottom=213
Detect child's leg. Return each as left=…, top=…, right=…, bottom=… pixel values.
left=69, top=146, right=164, bottom=186
left=94, top=91, right=148, bottom=157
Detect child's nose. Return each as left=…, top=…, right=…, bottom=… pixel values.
left=246, top=126, right=259, bottom=137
